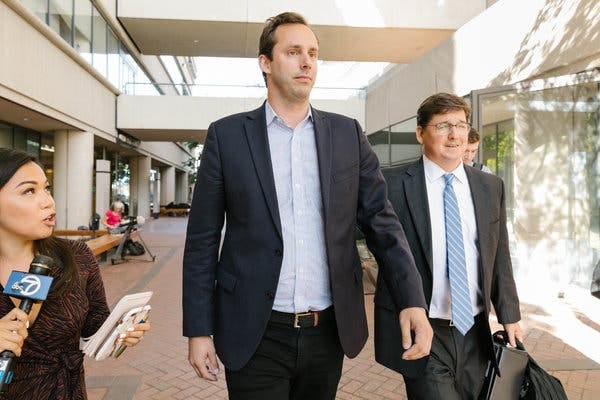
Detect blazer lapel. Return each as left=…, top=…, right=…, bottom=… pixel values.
left=244, top=104, right=282, bottom=239
left=465, top=168, right=490, bottom=284
left=405, top=159, right=433, bottom=271
left=465, top=168, right=489, bottom=247
left=312, top=108, right=332, bottom=224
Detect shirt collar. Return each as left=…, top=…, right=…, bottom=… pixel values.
left=423, top=155, right=467, bottom=184
left=265, top=101, right=313, bottom=129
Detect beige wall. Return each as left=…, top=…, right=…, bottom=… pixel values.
left=366, top=0, right=600, bottom=133
left=141, top=142, right=192, bottom=167
left=0, top=1, right=117, bottom=139
left=118, top=94, right=366, bottom=132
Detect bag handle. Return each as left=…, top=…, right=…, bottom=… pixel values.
left=492, top=330, right=526, bottom=351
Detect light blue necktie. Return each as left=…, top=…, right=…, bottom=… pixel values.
left=443, top=173, right=474, bottom=335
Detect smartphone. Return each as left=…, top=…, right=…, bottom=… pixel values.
left=94, top=305, right=151, bottom=361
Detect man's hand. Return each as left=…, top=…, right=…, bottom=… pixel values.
left=399, top=307, right=433, bottom=360
left=503, top=322, right=524, bottom=347
left=188, top=336, right=221, bottom=381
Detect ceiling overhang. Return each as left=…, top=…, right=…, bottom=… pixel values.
left=118, top=128, right=207, bottom=144
left=118, top=18, right=453, bottom=63
left=0, top=97, right=76, bottom=132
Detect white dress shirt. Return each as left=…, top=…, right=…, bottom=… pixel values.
left=423, top=155, right=483, bottom=319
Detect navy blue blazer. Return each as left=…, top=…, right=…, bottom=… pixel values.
left=182, top=103, right=426, bottom=370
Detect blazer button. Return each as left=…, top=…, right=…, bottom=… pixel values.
left=275, top=249, right=283, bottom=257
left=265, top=291, right=275, bottom=299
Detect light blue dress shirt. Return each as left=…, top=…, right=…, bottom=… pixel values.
left=265, top=102, right=332, bottom=313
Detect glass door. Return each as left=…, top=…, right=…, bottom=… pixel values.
left=472, top=69, right=600, bottom=289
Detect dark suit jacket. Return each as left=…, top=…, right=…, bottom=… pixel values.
left=182, top=104, right=426, bottom=370
left=374, top=157, right=521, bottom=378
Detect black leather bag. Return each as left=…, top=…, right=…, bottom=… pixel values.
left=480, top=331, right=529, bottom=399
left=480, top=331, right=568, bottom=400
left=520, top=355, right=567, bottom=400
left=125, top=239, right=145, bottom=256
left=591, top=260, right=600, bottom=299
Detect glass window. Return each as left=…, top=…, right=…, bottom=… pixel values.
left=91, top=5, right=107, bottom=77
left=40, top=134, right=54, bottom=190
left=21, top=0, right=48, bottom=24
left=120, top=48, right=136, bottom=93
left=119, top=46, right=135, bottom=94
left=390, top=117, right=420, bottom=166
left=368, top=129, right=390, bottom=167
left=48, top=0, right=73, bottom=45
left=73, top=0, right=92, bottom=63
left=13, top=128, right=40, bottom=158
left=0, top=122, right=12, bottom=148
left=480, top=92, right=516, bottom=222
left=107, top=28, right=120, bottom=88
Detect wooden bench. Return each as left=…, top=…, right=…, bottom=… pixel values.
left=53, top=229, right=108, bottom=238
left=159, top=207, right=190, bottom=217
left=86, top=231, right=138, bottom=257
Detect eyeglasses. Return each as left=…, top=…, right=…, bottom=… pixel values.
left=422, top=122, right=470, bottom=136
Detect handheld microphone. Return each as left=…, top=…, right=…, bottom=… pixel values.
left=0, top=255, right=54, bottom=392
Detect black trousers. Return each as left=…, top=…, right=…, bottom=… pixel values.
left=403, top=313, right=489, bottom=400
left=225, top=307, right=344, bottom=400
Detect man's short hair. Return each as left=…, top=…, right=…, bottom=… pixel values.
left=259, top=12, right=308, bottom=60
left=468, top=127, right=481, bottom=144
left=258, top=12, right=311, bottom=84
left=416, top=92, right=472, bottom=127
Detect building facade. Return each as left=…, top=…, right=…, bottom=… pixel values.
left=367, top=0, right=600, bottom=292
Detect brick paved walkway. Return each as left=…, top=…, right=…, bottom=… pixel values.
left=84, top=217, right=600, bottom=399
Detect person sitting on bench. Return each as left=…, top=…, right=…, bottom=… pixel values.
left=101, top=201, right=127, bottom=234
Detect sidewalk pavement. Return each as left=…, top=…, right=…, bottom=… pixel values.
left=84, top=217, right=600, bottom=399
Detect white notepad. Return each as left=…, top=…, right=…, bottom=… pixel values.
left=80, top=291, right=153, bottom=359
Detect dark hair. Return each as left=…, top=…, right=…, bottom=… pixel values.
left=0, top=148, right=77, bottom=295
left=258, top=12, right=310, bottom=85
left=468, top=127, right=481, bottom=144
left=417, top=92, right=472, bottom=127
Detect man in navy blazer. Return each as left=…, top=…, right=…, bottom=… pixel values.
left=183, top=11, right=432, bottom=400
left=374, top=93, right=523, bottom=399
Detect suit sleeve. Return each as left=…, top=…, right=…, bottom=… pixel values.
left=490, top=179, right=521, bottom=324
left=354, top=120, right=427, bottom=311
left=182, top=123, right=225, bottom=337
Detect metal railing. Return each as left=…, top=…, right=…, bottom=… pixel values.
left=122, top=83, right=366, bottom=100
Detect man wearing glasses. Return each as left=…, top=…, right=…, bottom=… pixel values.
left=375, top=92, right=523, bottom=399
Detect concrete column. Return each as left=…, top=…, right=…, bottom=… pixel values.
left=129, top=156, right=151, bottom=219
left=53, top=130, right=94, bottom=229
left=95, top=159, right=111, bottom=217
left=153, top=171, right=161, bottom=216
left=176, top=171, right=189, bottom=203
left=160, top=166, right=176, bottom=206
